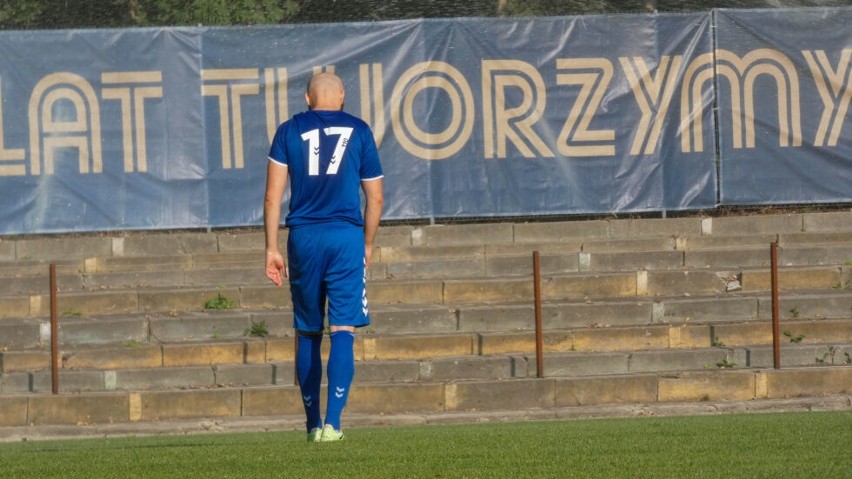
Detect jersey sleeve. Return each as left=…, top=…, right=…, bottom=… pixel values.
left=267, top=121, right=290, bottom=166
left=358, top=124, right=383, bottom=180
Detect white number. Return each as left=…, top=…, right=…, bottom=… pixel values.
left=323, top=127, right=353, bottom=175
left=301, top=127, right=354, bottom=176
left=301, top=129, right=321, bottom=176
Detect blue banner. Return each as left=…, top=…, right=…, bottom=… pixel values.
left=0, top=28, right=206, bottom=232
left=715, top=8, right=852, bottom=205
left=0, top=8, right=847, bottom=234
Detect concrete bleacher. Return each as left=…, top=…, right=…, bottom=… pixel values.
left=0, top=211, right=850, bottom=433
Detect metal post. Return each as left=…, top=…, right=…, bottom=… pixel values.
left=770, top=242, right=781, bottom=369
left=533, top=251, right=544, bottom=378
left=50, top=263, right=59, bottom=394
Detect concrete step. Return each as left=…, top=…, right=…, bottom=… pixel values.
left=708, top=318, right=852, bottom=347
left=3, top=239, right=850, bottom=292
left=382, top=243, right=851, bottom=280
left=2, top=217, right=848, bottom=266
left=478, top=319, right=852, bottom=355
left=0, top=310, right=295, bottom=351
left=0, top=331, right=484, bottom=374
left=1, top=365, right=849, bottom=427
left=541, top=344, right=852, bottom=377
left=1, top=212, right=849, bottom=429
left=4, top=317, right=849, bottom=378
left=0, top=355, right=516, bottom=395
left=2, top=289, right=851, bottom=351
left=0, top=259, right=82, bottom=279
left=0, top=319, right=41, bottom=349
left=406, top=212, right=851, bottom=247
left=2, top=211, right=849, bottom=264
left=85, top=251, right=261, bottom=273
left=0, top=363, right=288, bottom=395
left=3, top=341, right=850, bottom=397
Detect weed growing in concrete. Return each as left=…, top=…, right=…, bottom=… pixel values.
left=246, top=321, right=269, bottom=338
left=789, top=307, right=800, bottom=318
left=716, top=355, right=737, bottom=368
left=204, top=294, right=236, bottom=310
left=783, top=330, right=805, bottom=343
left=711, top=337, right=725, bottom=347
left=123, top=340, right=141, bottom=349
left=62, top=308, right=82, bottom=317
left=816, top=347, right=837, bottom=365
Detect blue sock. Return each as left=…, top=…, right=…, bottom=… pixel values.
left=325, top=330, right=355, bottom=430
left=296, top=333, right=323, bottom=431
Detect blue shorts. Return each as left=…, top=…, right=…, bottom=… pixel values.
left=287, top=222, right=370, bottom=333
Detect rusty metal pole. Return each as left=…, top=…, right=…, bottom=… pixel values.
left=533, top=251, right=544, bottom=378
left=50, top=263, right=59, bottom=394
left=771, top=242, right=781, bottom=369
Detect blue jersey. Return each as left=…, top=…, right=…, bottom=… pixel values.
left=268, top=110, right=383, bottom=228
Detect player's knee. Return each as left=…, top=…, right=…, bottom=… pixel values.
left=329, top=325, right=356, bottom=333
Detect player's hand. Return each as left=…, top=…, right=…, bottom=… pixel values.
left=266, top=251, right=287, bottom=286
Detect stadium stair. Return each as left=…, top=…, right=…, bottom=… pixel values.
left=0, top=211, right=850, bottom=432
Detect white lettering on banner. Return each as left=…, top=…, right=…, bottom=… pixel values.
left=28, top=72, right=103, bottom=175
left=390, top=61, right=475, bottom=160
left=482, top=60, right=553, bottom=159
left=102, top=71, right=164, bottom=173
left=715, top=48, right=803, bottom=149
left=802, top=49, right=851, bottom=148
left=264, top=67, right=289, bottom=144
left=680, top=52, right=715, bottom=153
left=359, top=63, right=386, bottom=147
left=0, top=77, right=25, bottom=176
left=554, top=58, right=616, bottom=157
left=201, top=68, right=260, bottom=169
left=620, top=55, right=683, bottom=156
left=0, top=47, right=847, bottom=177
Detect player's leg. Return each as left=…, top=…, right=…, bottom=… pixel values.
left=287, top=226, right=328, bottom=441
left=321, top=224, right=369, bottom=441
left=320, top=326, right=354, bottom=441
left=296, top=331, right=323, bottom=441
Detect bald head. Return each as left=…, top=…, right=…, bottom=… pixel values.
left=305, top=72, right=345, bottom=111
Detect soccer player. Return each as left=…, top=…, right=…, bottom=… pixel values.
left=263, top=72, right=384, bottom=442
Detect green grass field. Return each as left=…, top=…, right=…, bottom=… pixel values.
left=1, top=411, right=850, bottom=478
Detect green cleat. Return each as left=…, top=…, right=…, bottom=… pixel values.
left=319, top=424, right=345, bottom=442
left=307, top=427, right=323, bottom=443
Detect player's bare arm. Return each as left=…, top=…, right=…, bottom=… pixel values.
left=361, top=177, right=383, bottom=268
left=264, top=160, right=288, bottom=286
